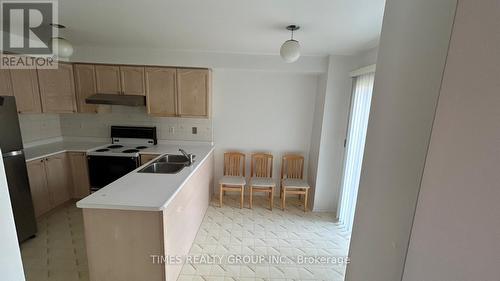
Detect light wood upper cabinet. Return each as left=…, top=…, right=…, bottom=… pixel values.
left=120, top=66, right=145, bottom=96
left=37, top=63, right=76, bottom=113
left=26, top=159, right=51, bottom=217
left=0, top=69, right=13, bottom=96
left=177, top=69, right=211, bottom=117
left=44, top=153, right=71, bottom=207
left=10, top=69, right=42, bottom=113
left=145, top=67, right=177, bottom=116
left=68, top=152, right=91, bottom=199
left=95, top=65, right=121, bottom=94
left=74, top=64, right=99, bottom=113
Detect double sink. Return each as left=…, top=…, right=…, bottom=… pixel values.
left=138, top=154, right=193, bottom=174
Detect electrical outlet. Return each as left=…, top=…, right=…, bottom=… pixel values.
left=169, top=127, right=175, bottom=134
left=192, top=127, right=198, bottom=134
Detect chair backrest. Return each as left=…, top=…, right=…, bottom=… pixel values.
left=250, top=153, right=273, bottom=178
left=281, top=154, right=304, bottom=180
left=223, top=152, right=245, bottom=177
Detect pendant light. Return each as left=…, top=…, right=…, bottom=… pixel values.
left=52, top=37, right=74, bottom=58
left=50, top=23, right=74, bottom=58
left=280, top=25, right=300, bottom=63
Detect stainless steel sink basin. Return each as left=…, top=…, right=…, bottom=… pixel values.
left=156, top=154, right=190, bottom=164
left=138, top=153, right=195, bottom=174
left=138, top=162, right=185, bottom=174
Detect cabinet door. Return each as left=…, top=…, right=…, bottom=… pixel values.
left=0, top=69, right=13, bottom=96
left=26, top=159, right=51, bottom=217
left=37, top=63, right=76, bottom=113
left=68, top=152, right=91, bottom=199
left=140, top=154, right=159, bottom=165
left=74, top=64, right=99, bottom=113
left=145, top=67, right=176, bottom=116
left=95, top=65, right=121, bottom=94
left=10, top=69, right=42, bottom=113
left=177, top=69, right=210, bottom=117
left=45, top=153, right=71, bottom=207
left=120, top=66, right=145, bottom=96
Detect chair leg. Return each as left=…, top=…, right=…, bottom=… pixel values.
left=219, top=184, right=223, bottom=208
left=304, top=189, right=308, bottom=212
left=270, top=187, right=274, bottom=210
left=249, top=186, right=253, bottom=209
left=281, top=188, right=286, bottom=211
left=240, top=186, right=244, bottom=209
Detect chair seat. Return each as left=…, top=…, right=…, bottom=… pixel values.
left=219, top=176, right=246, bottom=186
left=249, top=177, right=276, bottom=187
left=282, top=178, right=310, bottom=189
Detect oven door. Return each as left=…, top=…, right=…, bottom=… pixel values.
left=87, top=155, right=139, bottom=191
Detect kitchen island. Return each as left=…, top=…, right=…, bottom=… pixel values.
left=76, top=144, right=214, bottom=281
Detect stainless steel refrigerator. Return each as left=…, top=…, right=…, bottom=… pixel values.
left=0, top=96, right=37, bottom=242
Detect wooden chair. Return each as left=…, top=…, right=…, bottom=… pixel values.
left=280, top=154, right=310, bottom=212
left=219, top=152, right=246, bottom=208
left=248, top=153, right=275, bottom=210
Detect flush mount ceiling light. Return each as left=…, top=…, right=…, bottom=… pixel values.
left=50, top=23, right=74, bottom=58
left=280, top=25, right=301, bottom=63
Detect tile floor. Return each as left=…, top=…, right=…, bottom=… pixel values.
left=20, top=202, right=88, bottom=281
left=20, top=196, right=350, bottom=281
left=178, top=195, right=351, bottom=281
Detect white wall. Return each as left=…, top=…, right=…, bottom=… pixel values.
left=0, top=149, right=26, bottom=281
left=18, top=114, right=62, bottom=145
left=212, top=70, right=319, bottom=194
left=307, top=73, right=327, bottom=208
left=402, top=1, right=500, bottom=280
left=309, top=49, right=378, bottom=212
left=345, top=0, right=457, bottom=280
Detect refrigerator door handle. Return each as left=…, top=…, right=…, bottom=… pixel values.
left=2, top=150, right=24, bottom=158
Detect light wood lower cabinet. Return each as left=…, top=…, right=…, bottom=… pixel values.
left=44, top=153, right=71, bottom=207
left=27, top=152, right=89, bottom=217
left=26, top=159, right=51, bottom=217
left=68, top=152, right=91, bottom=199
left=140, top=153, right=160, bottom=165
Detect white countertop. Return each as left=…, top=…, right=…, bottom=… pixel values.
left=23, top=140, right=204, bottom=162
left=24, top=141, right=108, bottom=161
left=76, top=143, right=214, bottom=211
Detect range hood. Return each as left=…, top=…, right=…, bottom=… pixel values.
left=85, top=94, right=146, bottom=106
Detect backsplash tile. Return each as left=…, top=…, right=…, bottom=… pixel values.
left=60, top=106, right=212, bottom=142
left=18, top=114, right=62, bottom=144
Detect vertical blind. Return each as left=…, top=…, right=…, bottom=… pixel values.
left=338, top=72, right=375, bottom=232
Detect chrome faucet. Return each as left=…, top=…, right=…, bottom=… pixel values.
left=179, top=149, right=195, bottom=165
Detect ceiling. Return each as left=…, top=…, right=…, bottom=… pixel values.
left=59, top=0, right=385, bottom=56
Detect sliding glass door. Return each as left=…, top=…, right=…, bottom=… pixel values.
left=338, top=72, right=375, bottom=232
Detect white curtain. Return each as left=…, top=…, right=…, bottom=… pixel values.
left=338, top=72, right=375, bottom=232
